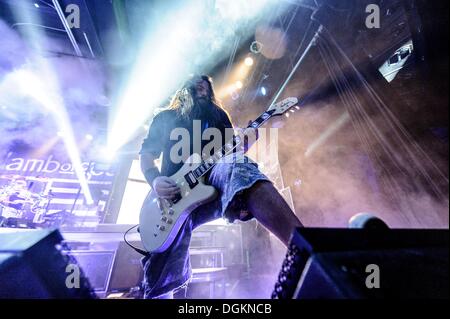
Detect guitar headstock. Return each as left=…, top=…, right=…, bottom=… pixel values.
left=267, top=97, right=299, bottom=117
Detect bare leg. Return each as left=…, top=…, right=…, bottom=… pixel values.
left=245, top=180, right=303, bottom=246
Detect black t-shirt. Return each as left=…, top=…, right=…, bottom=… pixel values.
left=140, top=107, right=233, bottom=177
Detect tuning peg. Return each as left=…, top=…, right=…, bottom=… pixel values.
left=285, top=113, right=290, bottom=118
left=295, top=106, right=300, bottom=110
left=289, top=109, right=295, bottom=113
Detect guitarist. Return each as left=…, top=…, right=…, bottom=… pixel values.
left=139, top=75, right=303, bottom=299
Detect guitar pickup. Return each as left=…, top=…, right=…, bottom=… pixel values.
left=184, top=171, right=198, bottom=189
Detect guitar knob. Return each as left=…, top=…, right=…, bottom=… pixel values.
left=161, top=216, right=167, bottom=222
left=159, top=225, right=166, bottom=231
left=167, top=219, right=173, bottom=224
left=168, top=208, right=174, bottom=215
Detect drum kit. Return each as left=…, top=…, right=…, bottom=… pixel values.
left=0, top=174, right=54, bottom=226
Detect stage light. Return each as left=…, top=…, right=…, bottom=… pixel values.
left=99, top=147, right=116, bottom=162
left=108, top=2, right=205, bottom=153
left=108, top=0, right=284, bottom=152
left=215, top=0, right=277, bottom=21
left=231, top=90, right=240, bottom=100
left=235, top=81, right=243, bottom=89
left=261, top=87, right=267, bottom=96
left=250, top=41, right=263, bottom=54
left=244, top=57, right=254, bottom=66
left=79, top=134, right=95, bottom=152
left=34, top=3, right=40, bottom=8
left=255, top=25, right=288, bottom=60
left=236, top=65, right=248, bottom=78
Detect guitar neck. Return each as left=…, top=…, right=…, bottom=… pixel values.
left=192, top=109, right=276, bottom=178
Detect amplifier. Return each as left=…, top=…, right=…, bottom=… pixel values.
left=67, top=250, right=116, bottom=296
left=272, top=228, right=449, bottom=299
left=108, top=241, right=144, bottom=293
left=0, top=229, right=96, bottom=298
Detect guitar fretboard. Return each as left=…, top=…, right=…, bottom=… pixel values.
left=192, top=109, right=275, bottom=179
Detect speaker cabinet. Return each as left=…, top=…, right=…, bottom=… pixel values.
left=273, top=228, right=449, bottom=299
left=0, top=229, right=96, bottom=298
left=67, top=250, right=116, bottom=296
left=108, top=241, right=144, bottom=293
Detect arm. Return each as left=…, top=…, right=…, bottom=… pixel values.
left=140, top=153, right=160, bottom=185
left=139, top=113, right=164, bottom=186
left=140, top=153, right=158, bottom=172
left=140, top=153, right=180, bottom=200
left=140, top=112, right=180, bottom=199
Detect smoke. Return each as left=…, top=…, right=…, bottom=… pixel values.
left=227, top=83, right=448, bottom=298
left=276, top=75, right=449, bottom=229
left=0, top=19, right=29, bottom=70
left=224, top=54, right=447, bottom=232
left=0, top=19, right=107, bottom=162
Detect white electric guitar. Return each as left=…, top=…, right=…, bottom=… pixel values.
left=139, top=97, right=299, bottom=253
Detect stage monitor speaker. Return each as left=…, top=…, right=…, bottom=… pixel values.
left=0, top=229, right=96, bottom=299
left=108, top=241, right=144, bottom=293
left=272, top=228, right=449, bottom=299
left=67, top=250, right=116, bottom=296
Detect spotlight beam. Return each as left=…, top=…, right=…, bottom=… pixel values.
left=9, top=4, right=94, bottom=205
left=108, top=0, right=285, bottom=152
left=15, top=68, right=94, bottom=205
left=305, top=112, right=350, bottom=157
left=108, top=2, right=204, bottom=152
